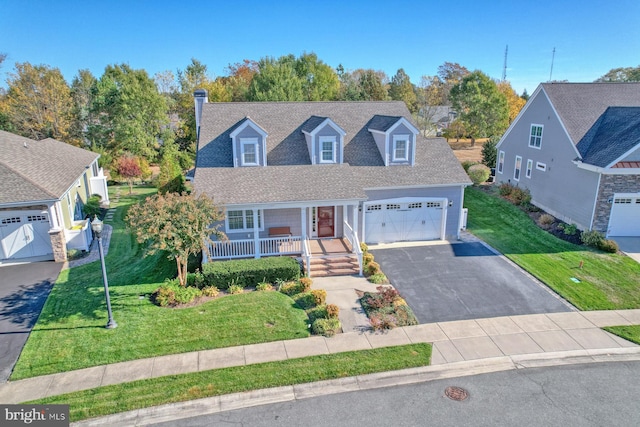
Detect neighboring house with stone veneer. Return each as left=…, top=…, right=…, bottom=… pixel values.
left=0, top=131, right=109, bottom=263
left=496, top=83, right=640, bottom=237
left=192, top=91, right=471, bottom=273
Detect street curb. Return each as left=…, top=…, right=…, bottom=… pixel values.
left=72, top=347, right=640, bottom=426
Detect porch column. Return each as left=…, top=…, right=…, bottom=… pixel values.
left=252, top=209, right=260, bottom=259
left=352, top=203, right=359, bottom=241
left=48, top=203, right=61, bottom=230
left=300, top=207, right=307, bottom=240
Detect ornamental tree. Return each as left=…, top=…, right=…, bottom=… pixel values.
left=126, top=192, right=226, bottom=286
left=115, top=154, right=142, bottom=194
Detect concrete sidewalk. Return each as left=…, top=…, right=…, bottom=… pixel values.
left=0, top=310, right=638, bottom=406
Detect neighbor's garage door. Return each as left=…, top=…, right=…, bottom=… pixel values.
left=608, top=196, right=640, bottom=236
left=364, top=198, right=445, bottom=244
left=0, top=211, right=53, bottom=260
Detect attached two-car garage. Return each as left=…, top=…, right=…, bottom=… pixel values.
left=363, top=197, right=447, bottom=244
left=608, top=195, right=640, bottom=237
left=0, top=210, right=53, bottom=261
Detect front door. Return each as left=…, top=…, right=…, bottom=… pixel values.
left=317, top=206, right=334, bottom=238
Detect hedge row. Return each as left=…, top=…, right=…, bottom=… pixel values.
left=201, top=257, right=300, bottom=289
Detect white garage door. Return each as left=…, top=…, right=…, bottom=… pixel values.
left=608, top=196, right=640, bottom=237
left=364, top=198, right=445, bottom=244
left=0, top=211, right=53, bottom=260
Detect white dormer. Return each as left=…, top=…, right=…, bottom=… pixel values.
left=301, top=116, right=346, bottom=164
left=230, top=117, right=268, bottom=167
left=368, top=116, right=419, bottom=166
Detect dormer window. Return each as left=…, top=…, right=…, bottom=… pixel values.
left=319, top=136, right=336, bottom=163
left=241, top=138, right=259, bottom=166
left=393, top=135, right=409, bottom=161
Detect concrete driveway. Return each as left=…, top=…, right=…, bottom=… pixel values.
left=0, top=262, right=62, bottom=382
left=370, top=242, right=573, bottom=324
left=611, top=237, right=640, bottom=264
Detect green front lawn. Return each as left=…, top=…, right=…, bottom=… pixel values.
left=464, top=187, right=640, bottom=310
left=12, top=186, right=309, bottom=380
left=604, top=325, right=640, bottom=345
left=29, top=343, right=432, bottom=422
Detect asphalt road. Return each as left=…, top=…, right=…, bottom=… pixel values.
left=153, top=361, right=640, bottom=427
left=371, top=242, right=572, bottom=323
left=0, top=262, right=61, bottom=382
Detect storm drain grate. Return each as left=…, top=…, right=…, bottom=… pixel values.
left=444, top=386, right=469, bottom=401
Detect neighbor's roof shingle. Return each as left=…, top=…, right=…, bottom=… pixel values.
left=194, top=101, right=470, bottom=205
left=0, top=130, right=99, bottom=204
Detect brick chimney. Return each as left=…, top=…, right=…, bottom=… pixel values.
left=193, top=89, right=208, bottom=140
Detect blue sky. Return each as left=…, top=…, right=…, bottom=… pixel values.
left=1, top=0, right=639, bottom=95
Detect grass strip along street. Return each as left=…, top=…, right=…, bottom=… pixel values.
left=464, top=187, right=640, bottom=311
left=28, top=344, right=432, bottom=422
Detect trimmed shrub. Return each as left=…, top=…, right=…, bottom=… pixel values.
left=299, top=277, right=313, bottom=292
left=201, top=286, right=219, bottom=297
left=186, top=271, right=206, bottom=289
left=368, top=273, right=388, bottom=284
left=311, top=289, right=327, bottom=306
left=153, top=284, right=176, bottom=307
left=363, top=252, right=375, bottom=265
left=461, top=160, right=477, bottom=172
left=173, top=285, right=202, bottom=304
left=83, top=194, right=102, bottom=219
left=228, top=284, right=244, bottom=295
left=312, top=318, right=341, bottom=337
left=307, top=305, right=329, bottom=323
left=559, top=223, right=578, bottom=236
left=467, top=164, right=490, bottom=185
left=498, top=182, right=514, bottom=196
left=202, top=257, right=300, bottom=290
left=279, top=281, right=305, bottom=296
left=326, top=304, right=340, bottom=319
left=153, top=279, right=202, bottom=307
left=581, top=230, right=605, bottom=248
left=599, top=239, right=619, bottom=253
left=539, top=214, right=555, bottom=228
left=293, top=292, right=317, bottom=310
left=508, top=187, right=531, bottom=206
left=365, top=261, right=381, bottom=276
left=256, top=282, right=274, bottom=292
left=360, top=242, right=368, bottom=253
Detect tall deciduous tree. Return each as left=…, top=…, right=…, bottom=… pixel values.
left=595, top=65, right=640, bottom=82
left=89, top=64, right=168, bottom=160
left=3, top=62, right=74, bottom=142
left=449, top=71, right=508, bottom=145
left=295, top=52, right=340, bottom=101
left=248, top=55, right=304, bottom=101
left=496, top=81, right=526, bottom=123
left=126, top=193, right=226, bottom=286
left=222, top=59, right=258, bottom=102
left=70, top=69, right=97, bottom=146
left=389, top=68, right=417, bottom=112
left=358, top=69, right=388, bottom=100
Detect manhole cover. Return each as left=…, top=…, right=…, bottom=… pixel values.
left=444, top=386, right=469, bottom=401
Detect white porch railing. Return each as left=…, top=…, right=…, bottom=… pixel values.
left=302, top=237, right=312, bottom=277
left=208, top=236, right=302, bottom=260
left=343, top=220, right=363, bottom=276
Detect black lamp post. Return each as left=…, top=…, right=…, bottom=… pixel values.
left=91, top=215, right=117, bottom=329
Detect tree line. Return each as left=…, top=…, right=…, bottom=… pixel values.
left=1, top=51, right=634, bottom=179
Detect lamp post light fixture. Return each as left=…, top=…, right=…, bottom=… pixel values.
left=91, top=215, right=117, bottom=329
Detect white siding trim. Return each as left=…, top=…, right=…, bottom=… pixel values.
left=588, top=173, right=602, bottom=231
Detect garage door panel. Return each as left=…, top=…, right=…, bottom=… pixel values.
left=1, top=211, right=52, bottom=260
left=608, top=197, right=640, bottom=237
left=364, top=198, right=445, bottom=244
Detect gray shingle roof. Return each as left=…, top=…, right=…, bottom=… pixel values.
left=542, top=82, right=640, bottom=144
left=367, top=115, right=403, bottom=132
left=577, top=107, right=640, bottom=167
left=194, top=101, right=470, bottom=205
left=0, top=130, right=99, bottom=204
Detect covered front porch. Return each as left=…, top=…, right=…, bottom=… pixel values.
left=205, top=202, right=363, bottom=276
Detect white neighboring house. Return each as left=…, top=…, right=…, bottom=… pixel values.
left=0, top=130, right=110, bottom=263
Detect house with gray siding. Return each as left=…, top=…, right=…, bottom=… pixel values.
left=496, top=83, right=640, bottom=237
left=0, top=130, right=110, bottom=263
left=193, top=93, right=470, bottom=274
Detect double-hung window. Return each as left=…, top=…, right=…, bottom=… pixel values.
left=241, top=138, right=259, bottom=166
left=319, top=136, right=336, bottom=163
left=514, top=156, right=522, bottom=181
left=529, top=124, right=543, bottom=148
left=227, top=210, right=262, bottom=231
left=393, top=135, right=409, bottom=161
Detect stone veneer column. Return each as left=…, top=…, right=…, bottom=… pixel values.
left=48, top=229, right=67, bottom=263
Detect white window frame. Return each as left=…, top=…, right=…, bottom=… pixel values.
left=498, top=150, right=505, bottom=174
left=526, top=159, right=533, bottom=178
left=240, top=138, right=259, bottom=166
left=529, top=124, right=543, bottom=149
left=319, top=136, right=336, bottom=163
left=536, top=162, right=547, bottom=171
left=392, top=134, right=410, bottom=161
left=514, top=156, right=522, bottom=181
left=226, top=209, right=263, bottom=232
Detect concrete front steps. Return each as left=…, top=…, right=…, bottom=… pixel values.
left=305, top=255, right=360, bottom=277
